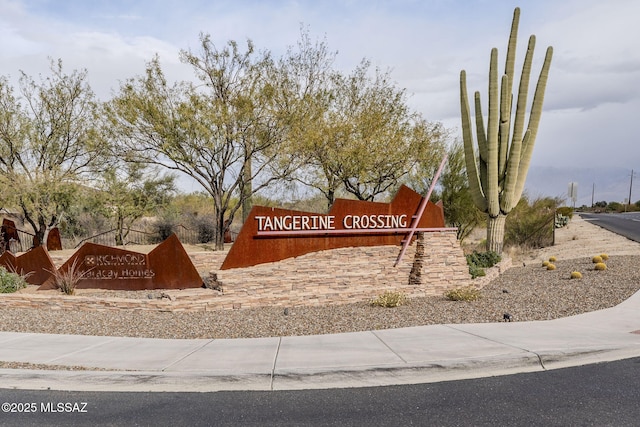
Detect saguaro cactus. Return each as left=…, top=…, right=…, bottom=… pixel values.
left=460, top=7, right=553, bottom=254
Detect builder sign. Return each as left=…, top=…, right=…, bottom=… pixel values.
left=38, top=234, right=203, bottom=291
left=221, top=185, right=450, bottom=269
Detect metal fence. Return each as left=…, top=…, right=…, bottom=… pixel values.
left=1, top=220, right=221, bottom=253
left=1, top=226, right=35, bottom=253
left=72, top=229, right=155, bottom=248
left=72, top=225, right=203, bottom=248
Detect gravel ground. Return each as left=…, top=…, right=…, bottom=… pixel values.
left=1, top=217, right=639, bottom=343
left=1, top=255, right=639, bottom=340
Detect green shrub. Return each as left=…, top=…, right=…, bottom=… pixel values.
left=150, top=208, right=179, bottom=243
left=570, top=271, right=582, bottom=279
left=369, top=291, right=407, bottom=308
left=600, top=253, right=609, bottom=261
left=505, top=196, right=558, bottom=248
left=467, top=251, right=502, bottom=267
left=546, top=263, right=556, bottom=271
left=606, top=202, right=623, bottom=212
left=445, top=285, right=481, bottom=301
left=592, top=255, right=603, bottom=263
left=556, top=206, right=574, bottom=219
left=0, top=267, right=28, bottom=293
left=194, top=214, right=216, bottom=243
left=468, top=264, right=486, bottom=279
left=466, top=251, right=501, bottom=278
left=548, top=256, right=557, bottom=262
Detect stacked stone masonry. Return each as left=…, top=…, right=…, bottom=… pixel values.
left=1, top=231, right=493, bottom=311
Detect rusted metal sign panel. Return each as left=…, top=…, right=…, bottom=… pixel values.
left=38, top=234, right=203, bottom=291
left=221, top=185, right=446, bottom=270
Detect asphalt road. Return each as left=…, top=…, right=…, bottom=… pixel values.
left=579, top=212, right=640, bottom=242
left=2, top=357, right=640, bottom=426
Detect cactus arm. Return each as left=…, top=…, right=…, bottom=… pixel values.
left=474, top=92, right=487, bottom=161
left=486, top=48, right=500, bottom=217
left=512, top=46, right=553, bottom=203
left=474, top=92, right=488, bottom=192
left=460, top=70, right=488, bottom=212
left=500, top=129, right=527, bottom=213
left=505, top=7, right=520, bottom=93
left=498, top=7, right=520, bottom=182
left=498, top=74, right=511, bottom=182
left=511, top=35, right=536, bottom=149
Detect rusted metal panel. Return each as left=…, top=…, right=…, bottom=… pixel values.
left=0, top=246, right=56, bottom=285
left=38, top=233, right=203, bottom=291
left=1, top=219, right=20, bottom=251
left=46, top=227, right=63, bottom=251
left=221, top=185, right=447, bottom=270
left=148, top=234, right=204, bottom=290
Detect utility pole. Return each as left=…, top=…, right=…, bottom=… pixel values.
left=568, top=182, right=578, bottom=209
left=591, top=183, right=595, bottom=209
left=627, top=169, right=635, bottom=212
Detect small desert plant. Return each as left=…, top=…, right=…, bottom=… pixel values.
left=542, top=260, right=550, bottom=267
left=594, top=262, right=607, bottom=271
left=47, top=258, right=92, bottom=295
left=194, top=214, right=216, bottom=244
left=369, top=291, right=407, bottom=308
left=468, top=264, right=486, bottom=279
left=600, top=253, right=609, bottom=261
left=548, top=256, right=557, bottom=262
left=467, top=251, right=501, bottom=267
left=556, top=206, right=574, bottom=219
left=570, top=271, right=583, bottom=279
left=466, top=251, right=501, bottom=279
left=0, top=267, right=29, bottom=293
left=445, top=285, right=481, bottom=302
left=546, top=263, right=556, bottom=271
left=592, top=255, right=603, bottom=263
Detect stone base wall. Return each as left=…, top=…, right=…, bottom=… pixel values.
left=212, top=245, right=416, bottom=309
left=471, top=256, right=512, bottom=288
left=409, top=232, right=472, bottom=293
left=1, top=231, right=480, bottom=311
left=210, top=230, right=472, bottom=309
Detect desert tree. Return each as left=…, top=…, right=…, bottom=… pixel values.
left=438, top=140, right=485, bottom=242
left=0, top=59, right=108, bottom=247
left=335, top=62, right=446, bottom=202
left=107, top=35, right=296, bottom=249
left=94, top=162, right=176, bottom=246
left=266, top=29, right=342, bottom=210
left=286, top=54, right=447, bottom=208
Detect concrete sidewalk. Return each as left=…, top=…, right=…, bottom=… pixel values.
left=1, top=289, right=639, bottom=392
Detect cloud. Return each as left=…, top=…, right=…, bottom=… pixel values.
left=526, top=165, right=636, bottom=206
left=1, top=0, right=638, bottom=199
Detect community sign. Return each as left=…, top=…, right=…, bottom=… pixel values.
left=221, top=185, right=449, bottom=269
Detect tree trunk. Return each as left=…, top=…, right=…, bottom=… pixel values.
left=115, top=212, right=125, bottom=246
left=327, top=189, right=335, bottom=211
left=486, top=213, right=507, bottom=254
left=241, top=159, right=252, bottom=222
left=33, top=216, right=48, bottom=248
left=214, top=210, right=226, bottom=251
left=33, top=228, right=46, bottom=249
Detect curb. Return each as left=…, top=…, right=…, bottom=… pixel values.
left=2, top=347, right=639, bottom=393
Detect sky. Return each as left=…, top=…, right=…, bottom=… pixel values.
left=1, top=0, right=639, bottom=207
